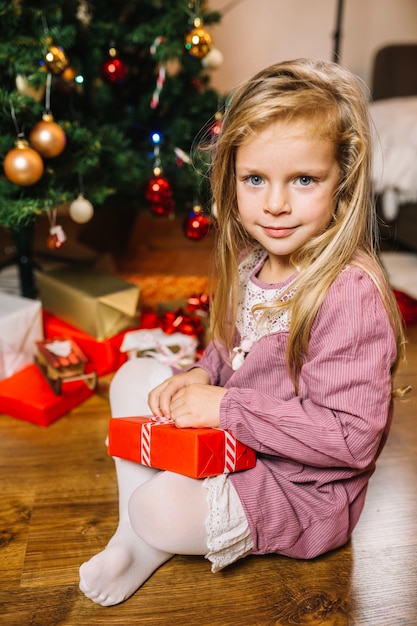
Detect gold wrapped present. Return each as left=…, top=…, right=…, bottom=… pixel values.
left=37, top=267, right=140, bottom=340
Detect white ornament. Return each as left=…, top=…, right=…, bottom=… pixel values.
left=69, top=193, right=94, bottom=223
left=15, top=74, right=45, bottom=102
left=201, top=48, right=223, bottom=69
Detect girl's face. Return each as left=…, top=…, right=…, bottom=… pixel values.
left=235, top=118, right=340, bottom=282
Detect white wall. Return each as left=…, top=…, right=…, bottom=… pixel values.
left=208, top=0, right=417, bottom=95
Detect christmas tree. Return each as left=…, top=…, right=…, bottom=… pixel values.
left=0, top=0, right=222, bottom=295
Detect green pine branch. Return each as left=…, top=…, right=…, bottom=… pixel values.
left=0, top=0, right=223, bottom=231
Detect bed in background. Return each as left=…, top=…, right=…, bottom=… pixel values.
left=369, top=44, right=417, bottom=253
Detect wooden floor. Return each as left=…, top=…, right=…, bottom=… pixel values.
left=1, top=215, right=417, bottom=625
left=0, top=321, right=416, bottom=625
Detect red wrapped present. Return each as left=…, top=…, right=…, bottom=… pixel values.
left=43, top=311, right=164, bottom=377
left=0, top=364, right=94, bottom=427
left=393, top=289, right=417, bottom=326
left=108, top=416, right=256, bottom=479
left=43, top=311, right=128, bottom=376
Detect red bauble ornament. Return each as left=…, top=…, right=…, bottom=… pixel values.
left=101, top=54, right=127, bottom=84
left=211, top=112, right=223, bottom=137
left=183, top=207, right=211, bottom=241
left=3, top=139, right=44, bottom=186
left=29, top=113, right=66, bottom=158
left=145, top=174, right=172, bottom=203
left=150, top=199, right=175, bottom=217
left=145, top=174, right=175, bottom=216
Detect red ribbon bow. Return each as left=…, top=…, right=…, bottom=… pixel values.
left=186, top=293, right=210, bottom=315
left=160, top=310, right=205, bottom=339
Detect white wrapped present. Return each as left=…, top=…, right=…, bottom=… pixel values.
left=0, top=292, right=43, bottom=380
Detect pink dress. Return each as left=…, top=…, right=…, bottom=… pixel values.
left=197, top=249, right=396, bottom=560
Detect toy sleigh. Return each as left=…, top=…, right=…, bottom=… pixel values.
left=35, top=337, right=98, bottom=395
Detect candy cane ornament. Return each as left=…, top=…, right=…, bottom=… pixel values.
left=150, top=36, right=167, bottom=109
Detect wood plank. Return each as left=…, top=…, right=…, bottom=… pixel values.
left=0, top=327, right=416, bottom=625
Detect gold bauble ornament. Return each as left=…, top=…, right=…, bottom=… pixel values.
left=184, top=17, right=213, bottom=59
left=3, top=139, right=44, bottom=186
left=61, top=66, right=77, bottom=83
left=44, top=45, right=69, bottom=74
left=29, top=113, right=66, bottom=158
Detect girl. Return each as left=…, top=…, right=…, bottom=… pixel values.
left=79, top=58, right=406, bottom=607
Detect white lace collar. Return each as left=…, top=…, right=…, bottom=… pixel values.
left=232, top=248, right=297, bottom=370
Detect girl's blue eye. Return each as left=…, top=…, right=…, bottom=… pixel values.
left=298, top=176, right=313, bottom=186
left=248, top=175, right=263, bottom=186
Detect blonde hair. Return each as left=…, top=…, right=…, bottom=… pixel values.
left=204, top=58, right=406, bottom=392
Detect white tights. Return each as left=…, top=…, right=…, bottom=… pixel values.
left=79, top=358, right=210, bottom=607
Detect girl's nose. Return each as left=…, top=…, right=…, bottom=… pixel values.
left=263, top=184, right=290, bottom=214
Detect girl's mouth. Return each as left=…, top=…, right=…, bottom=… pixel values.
left=262, top=226, right=296, bottom=238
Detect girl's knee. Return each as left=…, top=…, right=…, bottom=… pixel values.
left=128, top=478, right=162, bottom=545
left=127, top=472, right=185, bottom=545
left=110, top=358, right=173, bottom=417
left=127, top=472, right=208, bottom=553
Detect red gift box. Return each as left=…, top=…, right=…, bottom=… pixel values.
left=393, top=289, right=417, bottom=326
left=43, top=311, right=128, bottom=376
left=43, top=311, right=164, bottom=376
left=0, top=364, right=94, bottom=427
left=108, top=416, right=256, bottom=478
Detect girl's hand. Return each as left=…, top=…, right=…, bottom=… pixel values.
left=169, top=383, right=228, bottom=429
left=148, top=368, right=227, bottom=429
left=148, top=368, right=210, bottom=419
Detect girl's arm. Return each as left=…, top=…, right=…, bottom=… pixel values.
left=190, top=339, right=232, bottom=386
left=219, top=269, right=397, bottom=470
